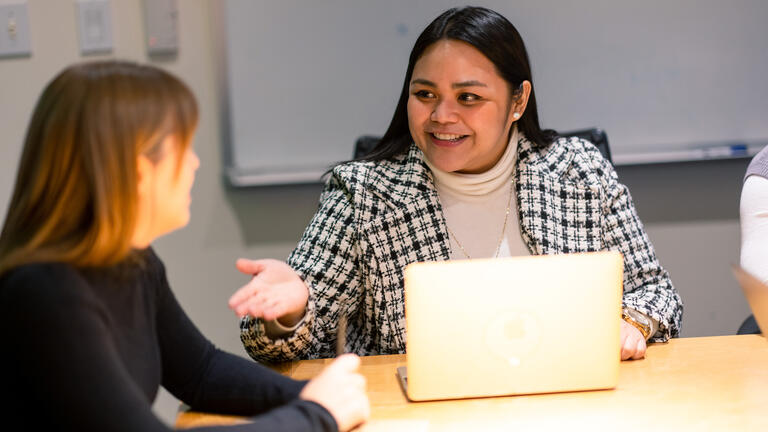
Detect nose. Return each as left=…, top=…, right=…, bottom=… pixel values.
left=430, top=99, right=459, bottom=124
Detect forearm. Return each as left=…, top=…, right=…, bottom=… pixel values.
left=180, top=401, right=336, bottom=432
left=174, top=348, right=307, bottom=416
left=619, top=257, right=681, bottom=341
left=596, top=152, right=682, bottom=339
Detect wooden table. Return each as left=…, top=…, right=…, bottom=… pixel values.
left=177, top=335, right=768, bottom=431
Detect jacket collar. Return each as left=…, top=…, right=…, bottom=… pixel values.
left=516, top=134, right=575, bottom=180
left=363, top=144, right=439, bottom=210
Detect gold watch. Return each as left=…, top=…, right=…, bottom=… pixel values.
left=622, top=308, right=652, bottom=340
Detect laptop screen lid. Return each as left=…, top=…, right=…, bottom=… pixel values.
left=732, top=265, right=768, bottom=336
left=403, top=251, right=623, bottom=401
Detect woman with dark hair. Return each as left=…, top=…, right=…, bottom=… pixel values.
left=230, top=7, right=682, bottom=363
left=0, top=61, right=369, bottom=431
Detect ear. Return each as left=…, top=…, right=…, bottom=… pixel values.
left=136, top=154, right=154, bottom=199
left=510, top=80, right=532, bottom=122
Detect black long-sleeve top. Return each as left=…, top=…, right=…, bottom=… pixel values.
left=0, top=248, right=336, bottom=431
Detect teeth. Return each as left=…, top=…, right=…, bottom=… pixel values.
left=433, top=133, right=463, bottom=140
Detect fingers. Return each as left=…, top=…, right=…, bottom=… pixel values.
left=230, top=283, right=301, bottom=320
left=228, top=287, right=251, bottom=312
left=621, top=337, right=633, bottom=361
left=299, top=354, right=369, bottom=432
left=239, top=292, right=272, bottom=318
left=620, top=323, right=630, bottom=360
left=620, top=328, right=647, bottom=360
left=632, top=338, right=647, bottom=360
left=260, top=298, right=285, bottom=322
left=235, top=258, right=266, bottom=276
left=330, top=353, right=361, bottom=372
left=361, top=394, right=371, bottom=420
left=354, top=374, right=367, bottom=391
left=230, top=258, right=309, bottom=323
left=346, top=389, right=371, bottom=431
left=228, top=277, right=269, bottom=314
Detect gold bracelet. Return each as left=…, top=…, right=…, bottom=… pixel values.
left=622, top=310, right=652, bottom=340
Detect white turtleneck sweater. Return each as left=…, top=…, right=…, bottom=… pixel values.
left=425, top=128, right=531, bottom=260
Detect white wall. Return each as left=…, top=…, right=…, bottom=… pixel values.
left=0, top=0, right=754, bottom=425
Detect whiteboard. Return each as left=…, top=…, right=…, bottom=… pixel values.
left=218, top=0, right=768, bottom=185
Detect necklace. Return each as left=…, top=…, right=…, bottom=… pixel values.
left=445, top=180, right=515, bottom=259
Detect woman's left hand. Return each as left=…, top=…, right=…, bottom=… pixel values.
left=620, top=319, right=647, bottom=361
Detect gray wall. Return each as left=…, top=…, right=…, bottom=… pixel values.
left=0, top=0, right=752, bottom=424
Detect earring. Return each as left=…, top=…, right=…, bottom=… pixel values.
left=513, top=112, right=520, bottom=119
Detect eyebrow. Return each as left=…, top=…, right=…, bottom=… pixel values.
left=410, top=78, right=488, bottom=89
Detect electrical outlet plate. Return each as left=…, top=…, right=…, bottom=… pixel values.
left=143, top=0, right=178, bottom=56
left=76, top=0, right=113, bottom=55
left=0, top=3, right=31, bottom=58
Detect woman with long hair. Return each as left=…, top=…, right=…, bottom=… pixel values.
left=0, top=61, right=368, bottom=431
left=230, top=6, right=683, bottom=363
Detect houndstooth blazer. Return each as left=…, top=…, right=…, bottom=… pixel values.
left=240, top=135, right=683, bottom=362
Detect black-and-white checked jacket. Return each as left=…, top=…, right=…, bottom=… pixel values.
left=241, top=136, right=683, bottom=362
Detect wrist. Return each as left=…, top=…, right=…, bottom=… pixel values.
left=622, top=307, right=652, bottom=340
left=278, top=308, right=306, bottom=327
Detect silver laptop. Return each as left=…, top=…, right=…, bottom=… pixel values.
left=399, top=251, right=624, bottom=401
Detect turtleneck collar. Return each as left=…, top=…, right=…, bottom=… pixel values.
left=424, top=126, right=519, bottom=196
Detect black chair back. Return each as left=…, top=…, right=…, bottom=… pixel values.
left=353, top=135, right=382, bottom=159
left=354, top=127, right=612, bottom=164
left=737, top=315, right=761, bottom=335
left=559, top=128, right=612, bottom=164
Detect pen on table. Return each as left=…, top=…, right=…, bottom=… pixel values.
left=336, top=313, right=347, bottom=357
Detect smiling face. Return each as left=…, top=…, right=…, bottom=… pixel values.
left=407, top=39, right=529, bottom=174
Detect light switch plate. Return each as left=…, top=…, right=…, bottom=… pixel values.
left=76, top=0, right=113, bottom=55
left=0, top=3, right=31, bottom=58
left=143, top=0, right=178, bottom=56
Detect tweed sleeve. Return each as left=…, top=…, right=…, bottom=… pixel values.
left=587, top=145, right=683, bottom=341
left=240, top=173, right=362, bottom=362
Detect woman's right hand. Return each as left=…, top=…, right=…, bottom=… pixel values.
left=300, top=354, right=370, bottom=431
left=228, top=258, right=309, bottom=326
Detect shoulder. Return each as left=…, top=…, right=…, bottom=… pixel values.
left=753, top=144, right=768, bottom=162
left=519, top=135, right=613, bottom=181
left=741, top=175, right=768, bottom=211
left=328, top=145, right=432, bottom=202
left=549, top=136, right=606, bottom=164
left=330, top=150, right=415, bottom=188
left=746, top=145, right=768, bottom=180
left=0, top=262, right=93, bottom=312
left=137, top=247, right=167, bottom=279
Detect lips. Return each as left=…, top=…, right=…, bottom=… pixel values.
left=429, top=132, right=468, bottom=147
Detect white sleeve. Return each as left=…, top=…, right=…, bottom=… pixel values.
left=740, top=175, right=768, bottom=284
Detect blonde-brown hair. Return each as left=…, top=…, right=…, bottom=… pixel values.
left=0, top=61, right=198, bottom=275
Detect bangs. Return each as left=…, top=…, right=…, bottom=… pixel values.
left=139, top=69, right=199, bottom=163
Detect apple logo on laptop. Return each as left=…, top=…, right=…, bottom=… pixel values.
left=484, top=311, right=541, bottom=366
